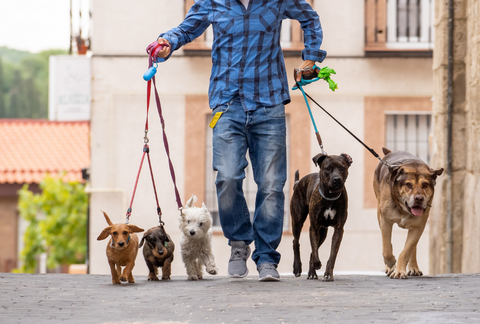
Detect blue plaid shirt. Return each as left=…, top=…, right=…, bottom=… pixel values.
left=159, top=0, right=326, bottom=110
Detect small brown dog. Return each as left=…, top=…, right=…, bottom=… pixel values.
left=97, top=211, right=144, bottom=284
left=139, top=225, right=175, bottom=281
left=374, top=148, right=443, bottom=279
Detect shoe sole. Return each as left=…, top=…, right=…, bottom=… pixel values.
left=259, top=275, right=280, bottom=282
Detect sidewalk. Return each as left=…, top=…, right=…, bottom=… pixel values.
left=1, top=272, right=479, bottom=323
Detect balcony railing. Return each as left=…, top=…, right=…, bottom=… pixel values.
left=365, top=0, right=434, bottom=54
left=183, top=0, right=313, bottom=54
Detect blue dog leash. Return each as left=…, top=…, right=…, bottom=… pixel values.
left=293, top=65, right=327, bottom=155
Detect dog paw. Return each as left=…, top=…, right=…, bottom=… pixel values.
left=407, top=268, right=423, bottom=276
left=187, top=275, right=198, bottom=281
left=307, top=270, right=318, bottom=280
left=323, top=274, right=334, bottom=282
left=293, top=262, right=302, bottom=277
left=385, top=264, right=396, bottom=277
left=128, top=279, right=135, bottom=283
left=313, top=260, right=322, bottom=270
left=389, top=269, right=408, bottom=279
left=207, top=267, right=218, bottom=275
left=112, top=279, right=121, bottom=284
left=119, top=276, right=127, bottom=282
left=161, top=275, right=171, bottom=280
left=148, top=276, right=160, bottom=281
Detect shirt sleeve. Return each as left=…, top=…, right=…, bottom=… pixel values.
left=283, top=0, right=327, bottom=63
left=156, top=0, right=211, bottom=62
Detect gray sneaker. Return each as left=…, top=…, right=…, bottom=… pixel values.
left=228, top=241, right=251, bottom=278
left=258, top=263, right=280, bottom=281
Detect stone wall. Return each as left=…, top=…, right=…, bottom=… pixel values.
left=431, top=0, right=480, bottom=274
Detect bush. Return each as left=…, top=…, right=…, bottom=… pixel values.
left=15, top=175, right=87, bottom=273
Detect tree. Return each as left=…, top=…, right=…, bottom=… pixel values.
left=0, top=58, right=5, bottom=117
left=16, top=175, right=88, bottom=273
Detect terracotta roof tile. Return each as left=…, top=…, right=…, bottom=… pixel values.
left=0, top=119, right=90, bottom=184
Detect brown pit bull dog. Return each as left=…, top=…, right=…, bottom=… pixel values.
left=139, top=225, right=175, bottom=281
left=291, top=153, right=353, bottom=281
left=374, top=148, right=443, bottom=279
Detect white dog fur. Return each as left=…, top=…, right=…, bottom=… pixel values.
left=179, top=194, right=218, bottom=280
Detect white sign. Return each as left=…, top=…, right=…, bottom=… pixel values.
left=49, top=56, right=91, bottom=121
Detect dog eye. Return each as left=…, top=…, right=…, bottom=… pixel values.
left=199, top=222, right=203, bottom=226
left=421, top=182, right=429, bottom=189
left=405, top=182, right=413, bottom=190
left=123, top=231, right=128, bottom=235
left=325, top=167, right=331, bottom=172
left=188, top=220, right=191, bottom=224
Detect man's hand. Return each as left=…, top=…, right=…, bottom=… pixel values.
left=156, top=38, right=171, bottom=58
left=296, top=60, right=316, bottom=82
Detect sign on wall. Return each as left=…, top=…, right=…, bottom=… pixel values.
left=48, top=56, right=91, bottom=121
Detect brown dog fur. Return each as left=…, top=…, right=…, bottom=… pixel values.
left=373, top=148, right=443, bottom=279
left=139, top=226, right=175, bottom=281
left=97, top=211, right=144, bottom=284
left=290, top=153, right=353, bottom=281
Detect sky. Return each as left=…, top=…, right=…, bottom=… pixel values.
left=0, top=0, right=90, bottom=53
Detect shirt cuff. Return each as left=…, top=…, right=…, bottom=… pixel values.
left=302, top=49, right=327, bottom=63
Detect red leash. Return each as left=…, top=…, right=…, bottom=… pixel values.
left=125, top=42, right=183, bottom=225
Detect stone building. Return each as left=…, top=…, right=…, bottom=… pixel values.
left=430, top=0, right=480, bottom=274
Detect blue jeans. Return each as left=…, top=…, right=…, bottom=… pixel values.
left=212, top=97, right=287, bottom=266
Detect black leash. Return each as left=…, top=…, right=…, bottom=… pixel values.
left=298, top=86, right=398, bottom=168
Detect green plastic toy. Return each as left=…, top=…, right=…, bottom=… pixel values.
left=318, top=66, right=338, bottom=92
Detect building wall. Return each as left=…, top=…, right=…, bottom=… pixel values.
left=430, top=0, right=480, bottom=274
left=90, top=0, right=434, bottom=277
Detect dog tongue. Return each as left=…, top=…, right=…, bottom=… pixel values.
left=411, top=207, right=424, bottom=217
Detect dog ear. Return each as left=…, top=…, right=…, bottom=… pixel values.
left=128, top=225, right=144, bottom=233
left=428, top=167, right=444, bottom=186
left=340, top=153, right=353, bottom=167
left=388, top=166, right=404, bottom=182
left=97, top=226, right=112, bottom=241
left=101, top=211, right=113, bottom=226
left=139, top=234, right=146, bottom=248
left=201, top=202, right=210, bottom=214
left=382, top=147, right=392, bottom=156
left=165, top=235, right=170, bottom=243
left=186, top=194, right=198, bottom=208
left=312, top=153, right=328, bottom=167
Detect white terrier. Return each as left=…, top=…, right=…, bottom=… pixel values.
left=179, top=194, right=218, bottom=280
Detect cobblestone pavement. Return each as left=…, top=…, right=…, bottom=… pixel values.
left=1, top=273, right=480, bottom=323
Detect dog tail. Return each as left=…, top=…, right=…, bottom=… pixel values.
left=101, top=211, right=113, bottom=226
left=293, top=170, right=300, bottom=191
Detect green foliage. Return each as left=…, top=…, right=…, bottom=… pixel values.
left=0, top=47, right=68, bottom=119
left=15, top=175, right=88, bottom=273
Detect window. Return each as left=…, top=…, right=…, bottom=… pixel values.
left=205, top=117, right=290, bottom=230
left=385, top=112, right=431, bottom=163
left=183, top=0, right=313, bottom=53
left=365, top=0, right=434, bottom=54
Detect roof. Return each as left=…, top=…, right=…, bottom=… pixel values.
left=0, top=119, right=90, bottom=184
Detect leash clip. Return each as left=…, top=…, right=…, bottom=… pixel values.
left=144, top=129, right=149, bottom=144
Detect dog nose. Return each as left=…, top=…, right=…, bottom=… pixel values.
left=118, top=242, right=124, bottom=247
left=333, top=176, right=341, bottom=183
left=189, top=230, right=195, bottom=236
left=415, top=195, right=424, bottom=204
left=158, top=249, right=164, bottom=255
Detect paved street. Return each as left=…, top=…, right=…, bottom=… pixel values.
left=1, top=272, right=480, bottom=323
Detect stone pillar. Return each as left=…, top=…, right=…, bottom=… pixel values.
left=431, top=0, right=480, bottom=274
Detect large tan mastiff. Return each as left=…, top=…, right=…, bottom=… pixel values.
left=373, top=148, right=443, bottom=279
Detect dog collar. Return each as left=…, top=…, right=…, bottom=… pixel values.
left=126, top=235, right=130, bottom=244
left=318, top=185, right=342, bottom=201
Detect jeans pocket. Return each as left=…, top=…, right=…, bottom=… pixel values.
left=212, top=102, right=230, bottom=117
left=263, top=103, right=285, bottom=118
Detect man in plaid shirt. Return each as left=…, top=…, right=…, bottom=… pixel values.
left=154, top=0, right=326, bottom=281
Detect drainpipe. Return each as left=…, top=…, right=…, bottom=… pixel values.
left=446, top=0, right=454, bottom=274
